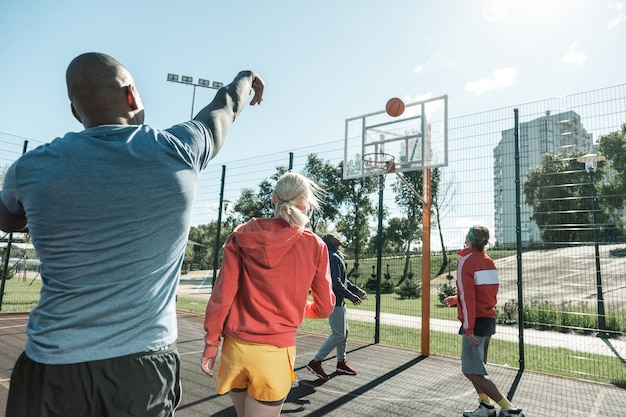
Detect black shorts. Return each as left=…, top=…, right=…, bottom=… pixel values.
left=6, top=345, right=181, bottom=417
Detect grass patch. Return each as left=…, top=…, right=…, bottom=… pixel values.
left=299, top=317, right=626, bottom=387
left=347, top=292, right=458, bottom=321
left=346, top=249, right=516, bottom=289
left=174, top=295, right=625, bottom=387
left=4, top=275, right=625, bottom=387
left=176, top=296, right=207, bottom=313
left=0, top=276, right=42, bottom=313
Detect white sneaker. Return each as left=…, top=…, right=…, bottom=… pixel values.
left=463, top=401, right=496, bottom=417
left=498, top=408, right=524, bottom=417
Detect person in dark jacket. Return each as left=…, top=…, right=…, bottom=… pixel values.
left=307, top=232, right=367, bottom=380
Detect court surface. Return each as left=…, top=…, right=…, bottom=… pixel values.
left=1, top=311, right=625, bottom=417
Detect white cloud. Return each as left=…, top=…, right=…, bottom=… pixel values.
left=481, top=0, right=512, bottom=22
left=465, top=67, right=518, bottom=96
left=414, top=54, right=437, bottom=74
left=608, top=3, right=625, bottom=29
left=410, top=93, right=433, bottom=103
left=562, top=43, right=587, bottom=65
left=402, top=92, right=444, bottom=121
left=608, top=13, right=626, bottom=29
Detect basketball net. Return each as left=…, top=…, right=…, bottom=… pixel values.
left=362, top=152, right=426, bottom=204
left=361, top=153, right=389, bottom=191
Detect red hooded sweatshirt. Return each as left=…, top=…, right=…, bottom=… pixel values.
left=203, top=218, right=335, bottom=352
left=454, top=247, right=499, bottom=336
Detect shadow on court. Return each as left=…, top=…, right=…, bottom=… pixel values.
left=2, top=311, right=625, bottom=417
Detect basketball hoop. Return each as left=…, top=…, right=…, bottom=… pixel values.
left=362, top=152, right=426, bottom=204
left=362, top=152, right=394, bottom=174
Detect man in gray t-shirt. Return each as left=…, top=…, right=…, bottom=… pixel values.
left=1, top=52, right=264, bottom=417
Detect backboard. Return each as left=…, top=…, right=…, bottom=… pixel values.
left=343, top=95, right=448, bottom=179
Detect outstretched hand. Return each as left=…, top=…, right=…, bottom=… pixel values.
left=250, top=75, right=265, bottom=106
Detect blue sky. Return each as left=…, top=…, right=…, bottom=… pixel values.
left=1, top=0, right=624, bottom=166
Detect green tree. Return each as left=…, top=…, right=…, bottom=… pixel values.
left=335, top=161, right=378, bottom=280
left=597, top=124, right=626, bottom=223
left=186, top=224, right=212, bottom=270
left=185, top=217, right=236, bottom=271
left=301, top=154, right=342, bottom=234
left=234, top=188, right=266, bottom=222
left=0, top=165, right=7, bottom=187
left=233, top=167, right=288, bottom=222
left=431, top=168, right=456, bottom=276
left=392, top=170, right=424, bottom=283
left=523, top=153, right=616, bottom=242
left=370, top=216, right=412, bottom=255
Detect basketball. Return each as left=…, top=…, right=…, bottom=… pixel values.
left=386, top=97, right=405, bottom=117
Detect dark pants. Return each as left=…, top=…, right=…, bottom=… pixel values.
left=6, top=345, right=181, bottom=417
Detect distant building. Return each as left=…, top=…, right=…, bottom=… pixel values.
left=493, top=110, right=593, bottom=246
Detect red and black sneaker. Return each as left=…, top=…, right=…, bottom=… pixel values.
left=336, top=360, right=357, bottom=375
left=306, top=360, right=329, bottom=380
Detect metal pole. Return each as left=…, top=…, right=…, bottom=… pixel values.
left=513, top=109, right=525, bottom=370
left=420, top=168, right=431, bottom=356
left=190, top=85, right=197, bottom=119
left=0, top=237, right=13, bottom=312
left=166, top=75, right=222, bottom=120
left=212, top=165, right=227, bottom=287
left=0, top=140, right=29, bottom=311
left=589, top=170, right=607, bottom=336
left=374, top=175, right=384, bottom=343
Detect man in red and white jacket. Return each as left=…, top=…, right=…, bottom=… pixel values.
left=444, top=225, right=524, bottom=417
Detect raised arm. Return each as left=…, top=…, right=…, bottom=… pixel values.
left=193, top=70, right=264, bottom=159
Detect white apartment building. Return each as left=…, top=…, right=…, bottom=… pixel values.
left=493, top=110, right=593, bottom=246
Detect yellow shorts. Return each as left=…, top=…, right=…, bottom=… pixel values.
left=216, top=334, right=297, bottom=403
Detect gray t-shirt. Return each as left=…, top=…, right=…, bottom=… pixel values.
left=1, top=121, right=212, bottom=364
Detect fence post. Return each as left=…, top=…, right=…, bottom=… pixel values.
left=513, top=108, right=525, bottom=371
left=0, top=237, right=13, bottom=311
left=0, top=139, right=29, bottom=312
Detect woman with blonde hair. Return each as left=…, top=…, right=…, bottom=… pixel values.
left=201, top=171, right=335, bottom=417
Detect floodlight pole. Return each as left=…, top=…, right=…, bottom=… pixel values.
left=212, top=165, right=227, bottom=287
left=577, top=153, right=607, bottom=337
left=166, top=74, right=223, bottom=119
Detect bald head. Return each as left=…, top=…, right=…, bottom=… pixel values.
left=66, top=52, right=144, bottom=128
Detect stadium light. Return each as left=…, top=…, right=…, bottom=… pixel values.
left=166, top=73, right=224, bottom=119
left=577, top=153, right=607, bottom=337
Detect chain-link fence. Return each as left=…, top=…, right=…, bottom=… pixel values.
left=1, top=84, right=625, bottom=385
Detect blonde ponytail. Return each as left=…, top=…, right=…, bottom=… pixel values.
left=272, top=172, right=324, bottom=227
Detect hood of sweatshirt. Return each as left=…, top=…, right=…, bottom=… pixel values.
left=231, top=217, right=304, bottom=269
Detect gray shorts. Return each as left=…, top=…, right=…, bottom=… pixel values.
left=461, top=334, right=490, bottom=375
